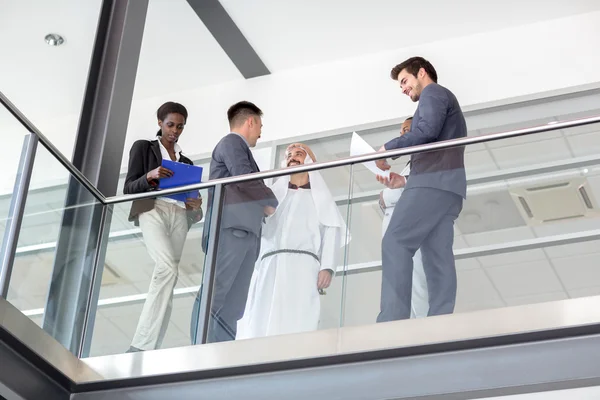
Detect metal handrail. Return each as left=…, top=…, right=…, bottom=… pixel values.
left=103, top=115, right=600, bottom=205
left=2, top=88, right=599, bottom=206
left=0, top=91, right=105, bottom=202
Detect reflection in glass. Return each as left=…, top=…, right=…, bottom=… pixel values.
left=5, top=144, right=98, bottom=327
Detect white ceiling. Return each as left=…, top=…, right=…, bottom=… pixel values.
left=2, top=0, right=600, bottom=134
left=221, top=0, right=600, bottom=72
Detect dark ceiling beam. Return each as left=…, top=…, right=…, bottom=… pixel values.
left=186, top=0, right=270, bottom=79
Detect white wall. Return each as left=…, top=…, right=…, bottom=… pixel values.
left=123, top=10, right=600, bottom=165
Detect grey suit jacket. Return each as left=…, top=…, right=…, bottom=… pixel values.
left=384, top=83, right=467, bottom=199
left=206, top=133, right=278, bottom=238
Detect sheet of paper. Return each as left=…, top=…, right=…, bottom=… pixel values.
left=350, top=132, right=390, bottom=178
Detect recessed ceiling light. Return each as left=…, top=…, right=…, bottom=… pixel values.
left=45, top=33, right=64, bottom=46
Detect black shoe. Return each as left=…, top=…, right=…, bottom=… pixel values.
left=126, top=346, right=143, bottom=353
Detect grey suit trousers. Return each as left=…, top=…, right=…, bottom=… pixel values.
left=377, top=187, right=463, bottom=322
left=209, top=228, right=260, bottom=342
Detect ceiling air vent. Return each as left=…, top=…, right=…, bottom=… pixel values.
left=509, top=177, right=598, bottom=225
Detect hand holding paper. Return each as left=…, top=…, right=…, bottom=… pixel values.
left=349, top=132, right=390, bottom=178
left=376, top=172, right=407, bottom=189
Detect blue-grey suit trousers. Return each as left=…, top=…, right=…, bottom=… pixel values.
left=377, top=187, right=463, bottom=322
left=191, top=227, right=259, bottom=343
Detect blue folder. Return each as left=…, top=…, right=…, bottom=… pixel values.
left=158, top=159, right=203, bottom=203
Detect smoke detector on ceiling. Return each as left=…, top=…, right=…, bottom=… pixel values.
left=44, top=33, right=64, bottom=47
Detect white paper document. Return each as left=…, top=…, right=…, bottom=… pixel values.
left=350, top=132, right=390, bottom=178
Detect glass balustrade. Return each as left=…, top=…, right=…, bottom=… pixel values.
left=2, top=95, right=600, bottom=360
left=1, top=142, right=104, bottom=332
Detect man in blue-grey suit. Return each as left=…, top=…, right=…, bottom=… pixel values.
left=375, top=57, right=466, bottom=322
left=192, top=101, right=278, bottom=343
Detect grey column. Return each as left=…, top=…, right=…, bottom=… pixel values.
left=42, top=0, right=148, bottom=357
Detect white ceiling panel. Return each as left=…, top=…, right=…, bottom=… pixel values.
left=484, top=123, right=563, bottom=149
left=456, top=258, right=481, bottom=271
left=568, top=286, right=600, bottom=298
left=97, top=283, right=143, bottom=300
left=544, top=239, right=600, bottom=258
left=464, top=140, right=487, bottom=153
left=220, top=0, right=600, bottom=72
left=455, top=268, right=504, bottom=312
left=562, top=120, right=600, bottom=136
left=462, top=226, right=534, bottom=248
left=485, top=260, right=563, bottom=298
left=552, top=253, right=600, bottom=290
left=161, top=321, right=190, bottom=349
left=453, top=236, right=468, bottom=250
left=504, top=291, right=568, bottom=307
left=89, top=314, right=130, bottom=357
left=477, top=249, right=547, bottom=268
left=464, top=150, right=499, bottom=176
left=490, top=137, right=571, bottom=169
left=586, top=174, right=600, bottom=205
left=532, top=216, right=600, bottom=237
left=319, top=275, right=345, bottom=330
left=566, top=131, right=600, bottom=157
left=168, top=297, right=197, bottom=338
left=5, top=294, right=34, bottom=312
left=8, top=256, right=52, bottom=298
left=97, top=307, right=142, bottom=352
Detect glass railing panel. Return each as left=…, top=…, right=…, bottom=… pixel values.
left=5, top=144, right=103, bottom=327
left=88, top=188, right=211, bottom=356
left=202, top=159, right=352, bottom=343
left=341, top=123, right=600, bottom=327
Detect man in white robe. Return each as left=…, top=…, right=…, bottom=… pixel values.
left=379, top=117, right=429, bottom=318
left=236, top=143, right=346, bottom=339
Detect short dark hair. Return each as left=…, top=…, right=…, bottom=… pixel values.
left=391, top=57, right=438, bottom=83
left=227, top=101, right=263, bottom=128
left=404, top=117, right=413, bottom=122
left=156, top=101, right=188, bottom=136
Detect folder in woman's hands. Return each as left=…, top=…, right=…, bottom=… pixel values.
left=158, top=159, right=203, bottom=202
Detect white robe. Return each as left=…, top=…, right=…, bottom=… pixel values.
left=236, top=188, right=340, bottom=339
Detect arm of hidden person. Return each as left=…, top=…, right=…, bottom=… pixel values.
left=187, top=207, right=204, bottom=227
left=384, top=88, right=449, bottom=151
left=123, top=141, right=155, bottom=194
left=217, top=137, right=279, bottom=208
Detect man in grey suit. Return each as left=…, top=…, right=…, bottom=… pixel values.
left=192, top=101, right=278, bottom=343
left=375, top=57, right=466, bottom=322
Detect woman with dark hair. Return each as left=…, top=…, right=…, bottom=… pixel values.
left=124, top=101, right=203, bottom=352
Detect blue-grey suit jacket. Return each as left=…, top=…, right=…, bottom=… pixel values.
left=207, top=133, right=278, bottom=238
left=384, top=83, right=467, bottom=199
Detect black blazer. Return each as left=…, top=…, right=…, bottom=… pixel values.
left=124, top=139, right=203, bottom=228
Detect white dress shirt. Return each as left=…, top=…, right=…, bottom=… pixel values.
left=157, top=138, right=186, bottom=209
